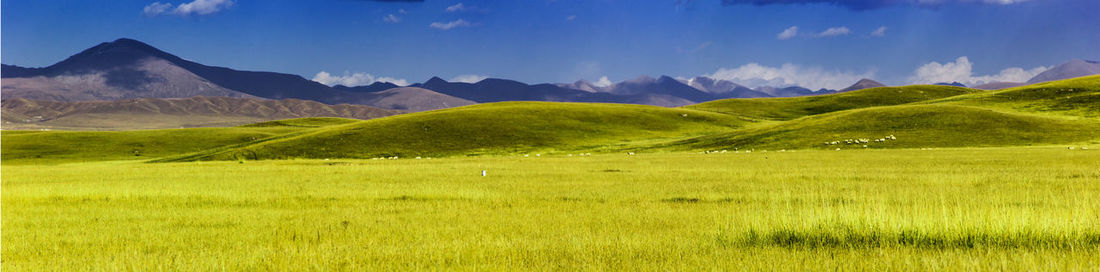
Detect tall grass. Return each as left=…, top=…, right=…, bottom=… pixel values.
left=3, top=147, right=1099, bottom=270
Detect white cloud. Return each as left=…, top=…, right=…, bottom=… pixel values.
left=705, top=63, right=875, bottom=90
left=565, top=15, right=577, bottom=21
left=908, top=56, right=1048, bottom=86
left=399, top=9, right=408, bottom=14
left=446, top=3, right=466, bottom=12
left=383, top=14, right=401, bottom=23
left=312, top=71, right=409, bottom=87
left=777, top=26, right=798, bottom=40
left=817, top=26, right=851, bottom=37
left=593, top=76, right=613, bottom=88
left=450, top=74, right=488, bottom=83
left=430, top=19, right=474, bottom=30
left=445, top=3, right=486, bottom=12
left=143, top=2, right=172, bottom=16
left=172, top=0, right=234, bottom=16
left=871, top=26, right=887, bottom=37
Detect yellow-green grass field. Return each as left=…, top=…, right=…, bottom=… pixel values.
left=4, top=147, right=1098, bottom=270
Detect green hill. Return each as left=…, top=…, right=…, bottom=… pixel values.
left=1, top=127, right=305, bottom=164
left=5, top=76, right=1098, bottom=163
left=936, top=75, right=1100, bottom=118
left=669, top=104, right=1100, bottom=151
left=0, top=117, right=362, bottom=164
left=687, top=85, right=979, bottom=121
left=160, top=102, right=749, bottom=161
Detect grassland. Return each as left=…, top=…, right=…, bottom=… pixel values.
left=3, top=76, right=1100, bottom=270
left=3, top=148, right=1099, bottom=270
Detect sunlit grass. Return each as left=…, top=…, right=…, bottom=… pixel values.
left=3, top=147, right=1098, bottom=270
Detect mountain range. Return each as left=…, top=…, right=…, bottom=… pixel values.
left=0, top=38, right=841, bottom=111
left=2, top=96, right=402, bottom=130
left=2, top=38, right=1098, bottom=113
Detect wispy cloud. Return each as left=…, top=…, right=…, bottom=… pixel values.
left=722, top=0, right=1035, bottom=11
left=430, top=19, right=474, bottom=30
left=817, top=26, right=850, bottom=37
left=445, top=2, right=486, bottom=13
left=446, top=3, right=467, bottom=12
left=143, top=2, right=172, bottom=16
left=383, top=14, right=401, bottom=23
left=174, top=0, right=234, bottom=15
left=565, top=15, right=577, bottom=21
left=450, top=74, right=488, bottom=83
left=908, top=56, right=1048, bottom=86
left=312, top=71, right=409, bottom=87
left=777, top=26, right=798, bottom=40
left=871, top=26, right=887, bottom=37
left=704, top=63, right=875, bottom=90
left=142, top=0, right=234, bottom=17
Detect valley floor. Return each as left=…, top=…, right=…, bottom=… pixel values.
left=3, top=147, right=1099, bottom=270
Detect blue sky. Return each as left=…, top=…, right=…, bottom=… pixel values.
left=2, top=0, right=1098, bottom=89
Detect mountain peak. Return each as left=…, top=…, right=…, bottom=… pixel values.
left=840, top=78, right=886, bottom=92
left=45, top=38, right=181, bottom=74
left=1027, top=59, right=1100, bottom=84
left=425, top=76, right=448, bottom=85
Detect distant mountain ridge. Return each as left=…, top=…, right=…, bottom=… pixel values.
left=1027, top=59, right=1100, bottom=84
left=4, top=38, right=1098, bottom=111
left=1, top=96, right=402, bottom=130
left=840, top=79, right=887, bottom=92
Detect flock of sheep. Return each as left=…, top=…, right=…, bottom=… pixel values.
left=362, top=134, right=1095, bottom=161
left=823, top=135, right=898, bottom=150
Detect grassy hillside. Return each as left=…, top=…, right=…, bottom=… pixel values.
left=669, top=104, right=1100, bottom=151
left=162, top=102, right=749, bottom=161
left=686, top=85, right=979, bottom=120
left=936, top=75, right=1100, bottom=117
left=0, top=127, right=309, bottom=164
left=4, top=76, right=1097, bottom=163
left=0, top=117, right=364, bottom=164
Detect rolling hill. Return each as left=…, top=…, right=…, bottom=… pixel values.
left=686, top=85, right=979, bottom=120
left=0, top=125, right=318, bottom=164
left=668, top=104, right=1100, bottom=151
left=936, top=75, right=1100, bottom=118
left=156, top=102, right=750, bottom=161
left=1, top=96, right=401, bottom=130
left=4, top=76, right=1097, bottom=163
